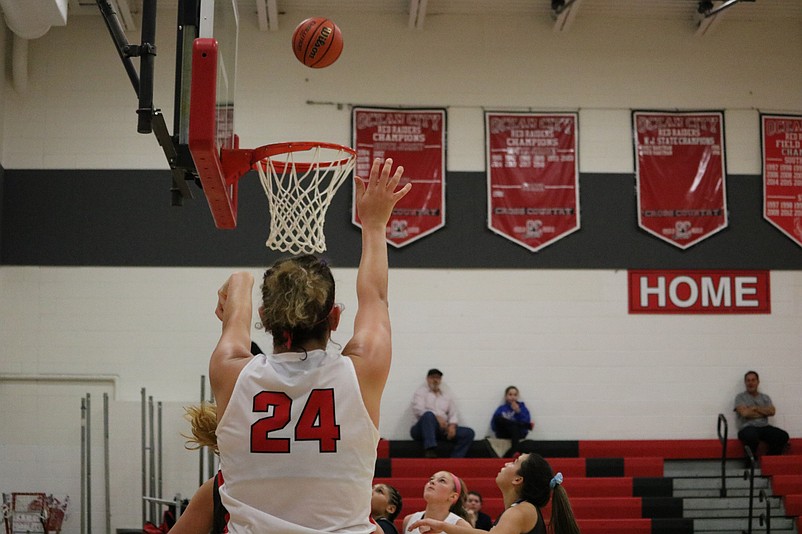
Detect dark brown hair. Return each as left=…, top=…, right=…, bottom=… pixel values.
left=517, top=453, right=580, bottom=534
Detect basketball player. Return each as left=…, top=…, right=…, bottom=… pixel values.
left=208, top=157, right=411, bottom=533
left=408, top=454, right=581, bottom=534
left=402, top=471, right=471, bottom=534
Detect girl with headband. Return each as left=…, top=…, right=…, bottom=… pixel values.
left=402, top=471, right=471, bottom=534
left=408, top=453, right=580, bottom=534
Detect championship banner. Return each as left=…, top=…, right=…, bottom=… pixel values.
left=352, top=107, right=446, bottom=247
left=634, top=111, right=727, bottom=249
left=761, top=114, right=802, bottom=248
left=486, top=112, right=579, bottom=252
left=628, top=270, right=771, bottom=314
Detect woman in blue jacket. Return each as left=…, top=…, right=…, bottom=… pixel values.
left=491, top=386, right=533, bottom=457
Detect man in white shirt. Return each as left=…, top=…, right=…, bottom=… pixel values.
left=410, top=368, right=475, bottom=458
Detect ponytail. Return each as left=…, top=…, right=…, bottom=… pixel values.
left=517, top=453, right=580, bottom=534
left=182, top=402, right=219, bottom=453
left=548, top=484, right=580, bottom=534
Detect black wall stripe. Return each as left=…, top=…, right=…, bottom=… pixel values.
left=2, top=169, right=801, bottom=267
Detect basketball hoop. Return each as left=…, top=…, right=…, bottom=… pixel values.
left=252, top=142, right=356, bottom=254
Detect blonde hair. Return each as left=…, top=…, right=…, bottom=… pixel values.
left=183, top=402, right=218, bottom=453
left=260, top=255, right=335, bottom=350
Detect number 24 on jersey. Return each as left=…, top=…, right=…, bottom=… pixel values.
left=250, top=388, right=341, bottom=453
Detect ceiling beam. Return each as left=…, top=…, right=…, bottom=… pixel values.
left=409, top=0, right=427, bottom=30
left=255, top=0, right=267, bottom=31
left=266, top=0, right=278, bottom=31
left=702, top=0, right=756, bottom=18
left=255, top=0, right=278, bottom=32
left=109, top=0, right=136, bottom=32
left=695, top=1, right=725, bottom=36
left=552, top=0, right=582, bottom=33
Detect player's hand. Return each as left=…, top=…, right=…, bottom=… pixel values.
left=446, top=424, right=457, bottom=440
left=408, top=518, right=443, bottom=533
left=215, top=279, right=230, bottom=321
left=354, top=158, right=411, bottom=229
left=216, top=272, right=254, bottom=321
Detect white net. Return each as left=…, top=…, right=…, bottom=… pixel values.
left=256, top=143, right=356, bottom=254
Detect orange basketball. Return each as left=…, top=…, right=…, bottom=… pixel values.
left=291, top=17, right=343, bottom=68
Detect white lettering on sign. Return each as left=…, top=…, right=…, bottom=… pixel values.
left=630, top=271, right=769, bottom=314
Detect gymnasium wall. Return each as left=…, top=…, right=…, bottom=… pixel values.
left=1, top=7, right=802, bottom=533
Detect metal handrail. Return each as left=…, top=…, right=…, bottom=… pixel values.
left=758, top=489, right=771, bottom=534
left=717, top=413, right=728, bottom=497
left=742, top=445, right=756, bottom=534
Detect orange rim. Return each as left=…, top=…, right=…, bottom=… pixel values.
left=251, top=142, right=356, bottom=173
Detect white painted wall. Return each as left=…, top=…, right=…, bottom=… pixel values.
left=1, top=9, right=800, bottom=172
left=1, top=266, right=801, bottom=531
left=1, top=7, right=801, bottom=533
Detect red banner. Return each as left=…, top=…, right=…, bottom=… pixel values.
left=486, top=112, right=579, bottom=252
left=628, top=270, right=771, bottom=314
left=634, top=111, right=727, bottom=249
left=762, top=114, right=802, bottom=248
left=352, top=107, right=446, bottom=247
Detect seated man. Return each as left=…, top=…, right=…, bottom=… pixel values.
left=734, top=370, right=789, bottom=460
left=410, top=368, right=475, bottom=458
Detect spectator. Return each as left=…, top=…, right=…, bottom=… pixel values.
left=402, top=471, right=471, bottom=534
left=410, top=369, right=475, bottom=458
left=491, top=385, right=534, bottom=457
left=734, top=370, right=789, bottom=461
left=372, top=483, right=403, bottom=534
left=465, top=491, right=493, bottom=530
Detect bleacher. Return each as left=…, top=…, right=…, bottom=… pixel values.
left=374, top=438, right=802, bottom=534
left=759, top=454, right=802, bottom=534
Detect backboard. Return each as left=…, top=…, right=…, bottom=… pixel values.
left=175, top=0, right=240, bottom=229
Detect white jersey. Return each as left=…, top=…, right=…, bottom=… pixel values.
left=405, top=511, right=462, bottom=534
left=216, top=349, right=380, bottom=534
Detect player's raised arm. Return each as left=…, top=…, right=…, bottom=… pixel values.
left=344, top=158, right=411, bottom=426
left=209, top=271, right=255, bottom=419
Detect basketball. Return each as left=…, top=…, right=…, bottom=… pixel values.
left=291, top=17, right=343, bottom=68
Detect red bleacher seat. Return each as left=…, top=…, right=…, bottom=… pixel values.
left=624, top=457, right=664, bottom=477
left=374, top=476, right=635, bottom=499
left=576, top=518, right=651, bottom=534
left=771, top=475, right=802, bottom=496
left=785, top=494, right=802, bottom=516
left=760, top=454, right=802, bottom=476
left=389, top=458, right=506, bottom=478
left=396, top=496, right=644, bottom=522
left=389, top=457, right=611, bottom=478
left=563, top=477, right=633, bottom=497
left=579, top=439, right=742, bottom=459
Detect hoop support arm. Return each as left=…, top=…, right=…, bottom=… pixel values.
left=189, top=38, right=237, bottom=229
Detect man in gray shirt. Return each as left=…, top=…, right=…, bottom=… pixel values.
left=734, top=370, right=789, bottom=459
